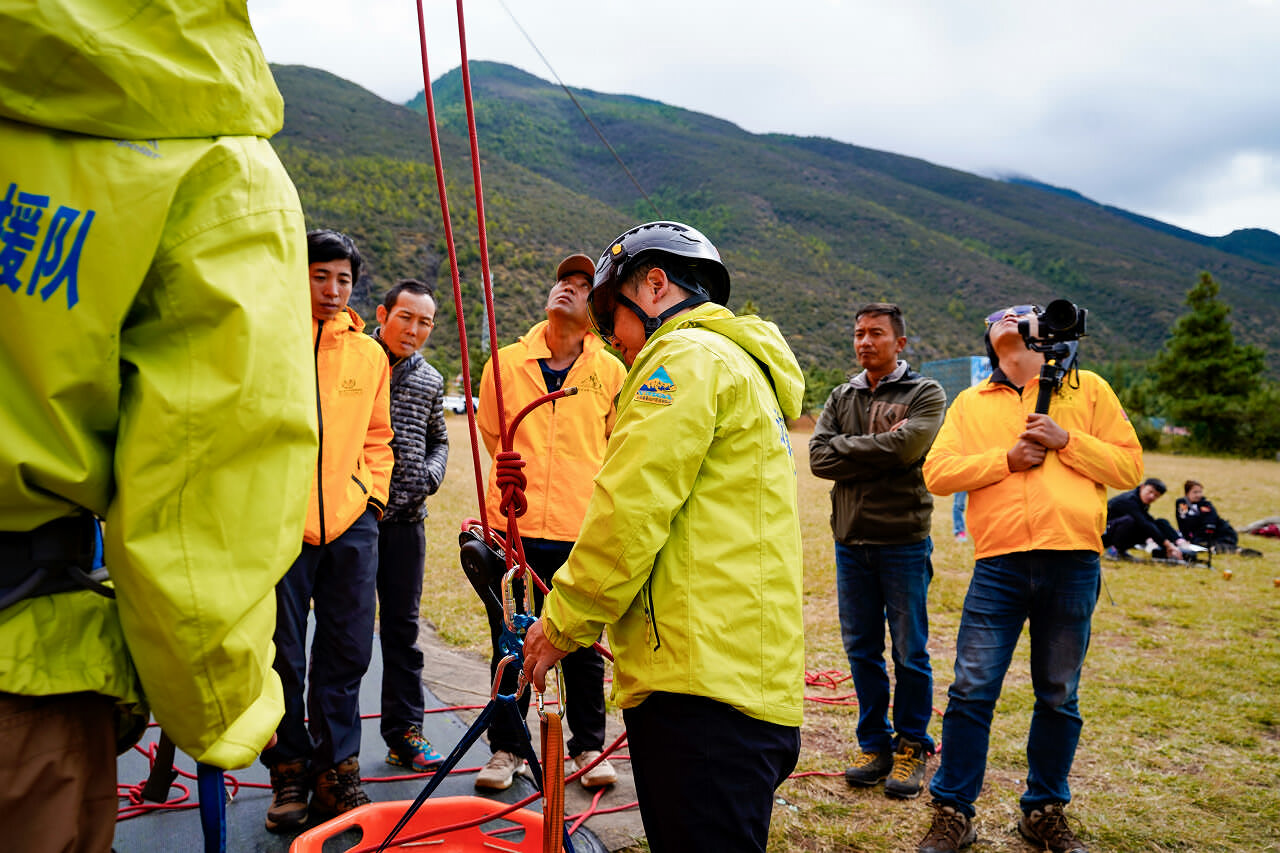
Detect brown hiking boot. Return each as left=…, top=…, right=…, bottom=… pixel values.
left=885, top=737, right=929, bottom=799
left=310, top=757, right=370, bottom=822
left=918, top=801, right=976, bottom=853
left=265, top=758, right=310, bottom=833
left=1019, top=803, right=1088, bottom=853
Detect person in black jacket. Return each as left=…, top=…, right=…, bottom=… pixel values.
left=1176, top=479, right=1255, bottom=554
left=1103, top=477, right=1187, bottom=560
left=371, top=279, right=450, bottom=771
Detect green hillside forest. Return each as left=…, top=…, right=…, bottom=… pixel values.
left=271, top=62, right=1280, bottom=400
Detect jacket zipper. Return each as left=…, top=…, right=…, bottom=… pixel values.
left=314, top=322, right=327, bottom=545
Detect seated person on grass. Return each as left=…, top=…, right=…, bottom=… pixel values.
left=1103, top=477, right=1190, bottom=561
left=1178, top=480, right=1261, bottom=556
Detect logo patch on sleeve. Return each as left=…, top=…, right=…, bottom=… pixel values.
left=635, top=365, right=676, bottom=405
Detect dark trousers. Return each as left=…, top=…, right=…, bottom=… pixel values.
left=1103, top=514, right=1180, bottom=552
left=623, top=692, right=801, bottom=853
left=486, top=537, right=606, bottom=757
left=377, top=520, right=426, bottom=744
left=266, top=507, right=378, bottom=771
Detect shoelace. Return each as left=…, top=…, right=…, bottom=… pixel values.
left=271, top=769, right=309, bottom=804
left=852, top=751, right=883, bottom=768
left=890, top=749, right=924, bottom=781
left=923, top=806, right=970, bottom=844
left=329, top=768, right=369, bottom=810
left=890, top=753, right=921, bottom=778
left=1031, top=807, right=1081, bottom=847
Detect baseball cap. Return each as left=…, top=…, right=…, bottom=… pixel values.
left=556, top=253, right=595, bottom=281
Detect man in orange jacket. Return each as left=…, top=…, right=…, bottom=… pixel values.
left=263, top=229, right=394, bottom=832
left=473, top=253, right=626, bottom=791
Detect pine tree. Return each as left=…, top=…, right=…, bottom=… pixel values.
left=1150, top=272, right=1265, bottom=450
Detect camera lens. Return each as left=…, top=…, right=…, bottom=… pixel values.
left=1042, top=299, right=1079, bottom=331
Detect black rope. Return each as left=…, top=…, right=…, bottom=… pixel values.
left=495, top=0, right=663, bottom=220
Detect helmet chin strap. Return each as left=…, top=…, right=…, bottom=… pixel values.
left=616, top=291, right=707, bottom=338
left=616, top=270, right=710, bottom=339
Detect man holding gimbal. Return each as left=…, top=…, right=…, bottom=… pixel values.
left=916, top=304, right=1142, bottom=853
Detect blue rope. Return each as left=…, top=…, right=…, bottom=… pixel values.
left=195, top=763, right=226, bottom=853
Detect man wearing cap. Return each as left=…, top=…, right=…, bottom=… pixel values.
left=472, top=253, right=626, bottom=791
left=522, top=222, right=807, bottom=853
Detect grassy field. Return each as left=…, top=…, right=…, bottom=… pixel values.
left=420, top=415, right=1280, bottom=852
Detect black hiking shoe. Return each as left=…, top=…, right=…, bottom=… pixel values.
left=885, top=737, right=929, bottom=799
left=844, top=748, right=892, bottom=786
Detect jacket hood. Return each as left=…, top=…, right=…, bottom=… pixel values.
left=0, top=1, right=284, bottom=139
left=669, top=305, right=805, bottom=420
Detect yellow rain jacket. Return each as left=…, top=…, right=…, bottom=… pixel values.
left=923, top=371, right=1143, bottom=560
left=477, top=320, right=626, bottom=540
left=305, top=308, right=395, bottom=545
left=542, top=305, right=807, bottom=727
left=0, top=0, right=317, bottom=769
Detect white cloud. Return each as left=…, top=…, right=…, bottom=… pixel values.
left=249, top=0, right=1280, bottom=236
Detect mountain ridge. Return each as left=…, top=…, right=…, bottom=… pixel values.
left=269, top=61, right=1280, bottom=381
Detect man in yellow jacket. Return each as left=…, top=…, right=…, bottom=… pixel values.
left=473, top=253, right=626, bottom=791
left=523, top=222, right=806, bottom=853
left=917, top=305, right=1142, bottom=853
left=262, top=230, right=394, bottom=832
left=0, top=2, right=316, bottom=851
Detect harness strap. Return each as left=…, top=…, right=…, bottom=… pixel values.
left=541, top=713, right=566, bottom=853
left=0, top=514, right=113, bottom=610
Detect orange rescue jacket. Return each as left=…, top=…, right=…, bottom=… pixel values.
left=305, top=307, right=394, bottom=545
left=477, top=321, right=626, bottom=541
left=924, top=370, right=1143, bottom=559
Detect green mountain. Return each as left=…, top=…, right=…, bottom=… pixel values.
left=271, top=62, right=1280, bottom=383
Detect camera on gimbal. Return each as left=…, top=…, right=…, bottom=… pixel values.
left=1017, top=299, right=1087, bottom=346
left=1019, top=299, right=1088, bottom=414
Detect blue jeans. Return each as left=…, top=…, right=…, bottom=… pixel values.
left=834, top=539, right=936, bottom=754
left=929, top=550, right=1100, bottom=817
left=952, top=492, right=968, bottom=536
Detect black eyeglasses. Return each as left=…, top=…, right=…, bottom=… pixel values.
left=985, top=305, right=1037, bottom=326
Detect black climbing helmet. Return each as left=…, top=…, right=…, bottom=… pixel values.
left=589, top=221, right=730, bottom=338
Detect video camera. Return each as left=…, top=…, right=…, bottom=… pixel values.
left=1018, top=299, right=1088, bottom=414
left=1017, top=299, right=1087, bottom=346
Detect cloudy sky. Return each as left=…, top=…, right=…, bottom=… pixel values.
left=250, top=0, right=1280, bottom=237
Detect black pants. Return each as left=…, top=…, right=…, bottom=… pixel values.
left=623, top=692, right=801, bottom=853
left=266, top=507, right=379, bottom=771
left=377, top=520, right=427, bottom=745
left=486, top=537, right=606, bottom=757
left=1104, top=514, right=1180, bottom=552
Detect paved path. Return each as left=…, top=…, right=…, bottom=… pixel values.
left=112, top=619, right=643, bottom=851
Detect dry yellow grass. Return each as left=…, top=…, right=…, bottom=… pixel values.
left=420, top=415, right=1280, bottom=852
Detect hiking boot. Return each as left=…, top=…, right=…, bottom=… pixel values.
left=844, top=748, right=892, bottom=786
left=884, top=737, right=929, bottom=799
left=474, top=749, right=526, bottom=791
left=310, top=757, right=370, bottom=822
left=918, top=801, right=976, bottom=853
left=572, top=750, right=618, bottom=788
left=1019, top=803, right=1088, bottom=853
left=1239, top=547, right=1263, bottom=557
left=265, top=758, right=310, bottom=833
left=386, top=725, right=444, bottom=772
